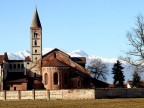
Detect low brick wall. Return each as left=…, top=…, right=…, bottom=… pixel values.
left=35, top=90, right=48, bottom=99
left=0, top=89, right=95, bottom=100
left=21, top=91, right=33, bottom=100
left=6, top=91, right=19, bottom=100
left=95, top=88, right=144, bottom=99
left=62, top=89, right=95, bottom=99
left=50, top=90, right=63, bottom=99
left=1, top=89, right=144, bottom=100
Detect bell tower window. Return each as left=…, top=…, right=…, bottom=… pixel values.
left=34, top=31, right=38, bottom=38
left=35, top=50, right=37, bottom=53
left=34, top=40, right=37, bottom=46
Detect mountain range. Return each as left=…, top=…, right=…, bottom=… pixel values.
left=5, top=48, right=137, bottom=83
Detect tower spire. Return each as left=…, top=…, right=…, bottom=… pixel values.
left=31, top=8, right=41, bottom=28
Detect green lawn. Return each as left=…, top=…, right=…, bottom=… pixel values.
left=0, top=98, right=144, bottom=108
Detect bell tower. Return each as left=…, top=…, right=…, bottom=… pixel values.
left=30, top=8, right=42, bottom=63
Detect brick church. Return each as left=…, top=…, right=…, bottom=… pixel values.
left=0, top=9, right=108, bottom=90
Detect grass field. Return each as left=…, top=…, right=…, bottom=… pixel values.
left=1, top=98, right=144, bottom=108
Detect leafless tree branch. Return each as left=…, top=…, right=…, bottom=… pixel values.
left=121, top=15, right=144, bottom=68
left=87, top=58, right=109, bottom=81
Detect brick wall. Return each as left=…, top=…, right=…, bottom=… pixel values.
left=35, top=90, right=48, bottom=99
left=0, top=89, right=95, bottom=100
left=62, top=89, right=95, bottom=99
left=21, top=91, right=33, bottom=100
left=6, top=91, right=19, bottom=100
left=1, top=89, right=144, bottom=100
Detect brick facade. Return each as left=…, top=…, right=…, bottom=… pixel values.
left=0, top=89, right=95, bottom=100
left=43, top=67, right=70, bottom=90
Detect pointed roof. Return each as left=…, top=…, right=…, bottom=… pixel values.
left=42, top=48, right=70, bottom=59
left=31, top=8, right=42, bottom=28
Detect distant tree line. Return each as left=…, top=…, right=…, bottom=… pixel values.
left=87, top=58, right=126, bottom=88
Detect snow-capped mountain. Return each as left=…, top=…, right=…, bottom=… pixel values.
left=68, top=49, right=89, bottom=57
left=4, top=48, right=137, bottom=83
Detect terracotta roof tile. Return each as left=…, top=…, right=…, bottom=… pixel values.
left=43, top=58, right=69, bottom=67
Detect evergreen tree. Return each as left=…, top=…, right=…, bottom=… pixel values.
left=132, top=68, right=141, bottom=88
left=112, top=60, right=125, bottom=87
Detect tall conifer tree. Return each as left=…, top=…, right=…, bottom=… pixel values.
left=112, top=60, right=125, bottom=87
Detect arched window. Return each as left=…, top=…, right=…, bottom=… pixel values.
left=34, top=31, right=38, bottom=38
left=54, top=73, right=58, bottom=85
left=35, top=50, right=37, bottom=53
left=45, top=73, right=48, bottom=85
left=34, top=40, right=37, bottom=46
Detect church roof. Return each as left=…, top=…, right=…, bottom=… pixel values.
left=31, top=8, right=42, bottom=28
left=42, top=48, right=91, bottom=75
left=43, top=58, right=69, bottom=67
left=42, top=48, right=70, bottom=58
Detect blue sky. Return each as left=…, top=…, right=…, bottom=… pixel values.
left=0, top=0, right=144, bottom=58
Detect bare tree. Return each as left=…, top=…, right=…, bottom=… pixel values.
left=120, top=15, right=144, bottom=69
left=87, top=58, right=109, bottom=81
